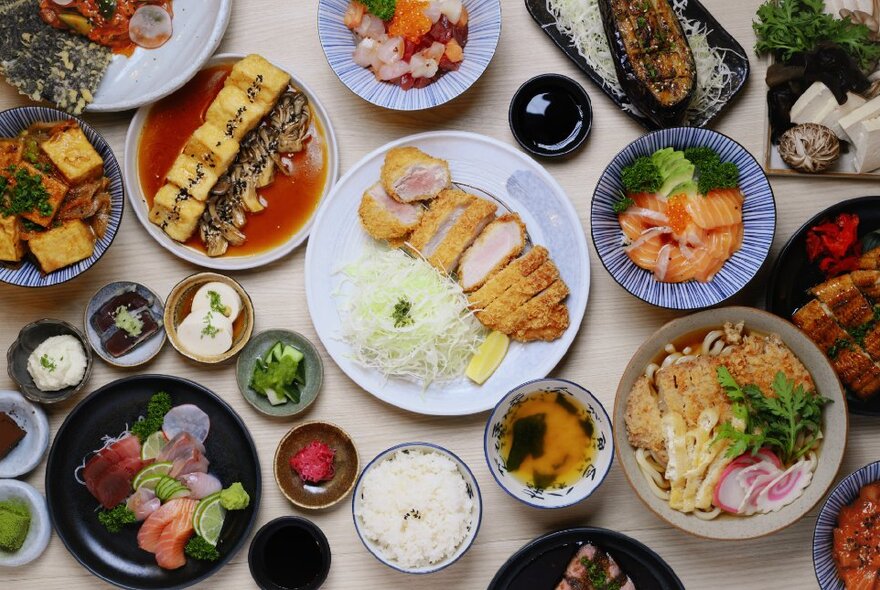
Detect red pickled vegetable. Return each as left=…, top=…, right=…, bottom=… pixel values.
left=289, top=440, right=336, bottom=484
left=805, top=213, right=861, bottom=278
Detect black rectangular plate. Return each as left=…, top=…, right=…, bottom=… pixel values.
left=524, top=0, right=751, bottom=129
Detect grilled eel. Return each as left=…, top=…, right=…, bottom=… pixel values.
left=599, top=0, right=696, bottom=128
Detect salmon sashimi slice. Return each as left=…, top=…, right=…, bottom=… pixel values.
left=625, top=233, right=665, bottom=271
left=138, top=498, right=196, bottom=555
left=685, top=188, right=743, bottom=230
left=657, top=245, right=697, bottom=283
left=618, top=193, right=667, bottom=240
left=154, top=498, right=197, bottom=570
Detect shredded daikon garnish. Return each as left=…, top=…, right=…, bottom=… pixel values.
left=73, top=426, right=132, bottom=485
left=546, top=0, right=743, bottom=124
left=336, top=248, right=486, bottom=386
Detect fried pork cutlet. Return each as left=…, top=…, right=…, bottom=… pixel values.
left=809, top=274, right=875, bottom=328
left=555, top=544, right=635, bottom=590
left=625, top=375, right=667, bottom=461
left=505, top=279, right=570, bottom=342
left=469, top=246, right=549, bottom=310
left=406, top=189, right=496, bottom=273
left=358, top=182, right=423, bottom=241
left=380, top=146, right=450, bottom=203
left=458, top=213, right=526, bottom=292
left=860, top=247, right=880, bottom=270
left=851, top=269, right=880, bottom=301
left=793, top=299, right=880, bottom=399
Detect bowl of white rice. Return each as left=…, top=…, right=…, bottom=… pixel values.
left=352, top=442, right=482, bottom=574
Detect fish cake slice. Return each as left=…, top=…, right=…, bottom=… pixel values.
left=468, top=246, right=549, bottom=310
left=810, top=273, right=875, bottom=328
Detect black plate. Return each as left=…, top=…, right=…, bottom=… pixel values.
left=766, top=196, right=880, bottom=416
left=488, top=527, right=684, bottom=590
left=524, top=0, right=750, bottom=130
left=45, top=375, right=262, bottom=590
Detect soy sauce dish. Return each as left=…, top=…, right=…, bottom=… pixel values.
left=249, top=516, right=330, bottom=590
left=509, top=74, right=592, bottom=158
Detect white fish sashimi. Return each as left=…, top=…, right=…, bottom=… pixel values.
left=163, top=404, right=210, bottom=443
left=127, top=488, right=161, bottom=521
left=178, top=472, right=223, bottom=499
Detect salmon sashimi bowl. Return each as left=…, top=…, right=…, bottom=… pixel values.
left=591, top=127, right=775, bottom=310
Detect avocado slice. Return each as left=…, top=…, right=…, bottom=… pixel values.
left=658, top=160, right=695, bottom=198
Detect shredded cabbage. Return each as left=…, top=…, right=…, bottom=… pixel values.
left=336, top=248, right=486, bottom=386
left=546, top=0, right=742, bottom=124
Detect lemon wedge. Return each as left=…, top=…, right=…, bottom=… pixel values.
left=466, top=331, right=509, bottom=385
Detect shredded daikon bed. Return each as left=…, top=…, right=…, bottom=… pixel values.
left=545, top=0, right=741, bottom=124
left=337, top=248, right=486, bottom=386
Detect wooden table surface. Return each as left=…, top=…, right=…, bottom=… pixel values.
left=3, top=0, right=877, bottom=588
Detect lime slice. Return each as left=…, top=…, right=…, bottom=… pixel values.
left=466, top=331, right=509, bottom=385
left=132, top=461, right=173, bottom=490
left=141, top=431, right=168, bottom=461
left=194, top=494, right=226, bottom=546
left=134, top=474, right=164, bottom=491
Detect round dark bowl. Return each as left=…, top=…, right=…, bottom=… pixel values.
left=508, top=73, right=592, bottom=158
left=249, top=517, right=331, bottom=590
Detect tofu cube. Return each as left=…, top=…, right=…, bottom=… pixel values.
left=28, top=219, right=95, bottom=273
left=228, top=54, right=290, bottom=109
left=0, top=139, right=23, bottom=170
left=205, top=85, right=267, bottom=142
left=39, top=125, right=104, bottom=184
left=0, top=215, right=24, bottom=262
left=148, top=184, right=204, bottom=242
left=182, top=123, right=240, bottom=177
left=165, top=153, right=219, bottom=202
left=13, top=162, right=69, bottom=228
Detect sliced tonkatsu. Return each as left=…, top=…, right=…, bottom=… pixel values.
left=380, top=146, right=451, bottom=203
left=474, top=259, right=560, bottom=329
left=458, top=213, right=526, bottom=292
left=809, top=274, right=875, bottom=328
left=358, top=181, right=423, bottom=241
left=555, top=543, right=636, bottom=590
left=502, top=279, right=570, bottom=342
left=469, top=246, right=549, bottom=310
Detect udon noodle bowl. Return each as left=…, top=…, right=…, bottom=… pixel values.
left=624, top=322, right=824, bottom=520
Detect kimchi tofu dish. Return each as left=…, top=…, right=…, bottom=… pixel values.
left=0, top=120, right=111, bottom=273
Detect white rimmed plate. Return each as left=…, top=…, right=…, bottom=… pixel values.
left=86, top=0, right=231, bottom=112
left=124, top=53, right=340, bottom=271
left=305, top=131, right=590, bottom=416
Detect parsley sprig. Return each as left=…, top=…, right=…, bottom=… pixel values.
left=713, top=367, right=830, bottom=464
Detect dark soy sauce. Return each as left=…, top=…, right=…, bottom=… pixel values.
left=517, top=89, right=584, bottom=152
left=262, top=525, right=325, bottom=589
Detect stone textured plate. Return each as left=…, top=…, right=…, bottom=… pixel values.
left=305, top=131, right=590, bottom=416
left=613, top=306, right=848, bottom=539
left=84, top=281, right=166, bottom=368
left=274, top=421, right=357, bottom=510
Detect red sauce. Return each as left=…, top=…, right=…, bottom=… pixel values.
left=137, top=64, right=328, bottom=258
left=833, top=481, right=880, bottom=589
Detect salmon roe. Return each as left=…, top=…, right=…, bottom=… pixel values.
left=665, top=194, right=691, bottom=235
left=388, top=0, right=431, bottom=42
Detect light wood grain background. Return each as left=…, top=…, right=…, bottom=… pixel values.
left=2, top=0, right=877, bottom=588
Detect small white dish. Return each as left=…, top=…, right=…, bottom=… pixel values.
left=0, top=479, right=51, bottom=567
left=86, top=0, right=232, bottom=112
left=124, top=53, right=340, bottom=271
left=0, top=392, right=48, bottom=478
left=484, top=378, right=614, bottom=509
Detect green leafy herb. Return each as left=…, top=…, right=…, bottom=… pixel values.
left=580, top=556, right=623, bottom=590
left=97, top=505, right=136, bottom=533
left=505, top=413, right=546, bottom=472
left=0, top=165, right=51, bottom=217
left=828, top=338, right=851, bottom=359
left=713, top=367, right=831, bottom=464
left=753, top=0, right=880, bottom=70
left=363, top=0, right=396, bottom=21
left=22, top=139, right=38, bottom=164
left=391, top=297, right=414, bottom=328
left=39, top=354, right=56, bottom=372
left=201, top=311, right=220, bottom=338
left=130, top=391, right=172, bottom=441
left=620, top=156, right=662, bottom=194
left=185, top=535, right=220, bottom=561
left=612, top=195, right=635, bottom=214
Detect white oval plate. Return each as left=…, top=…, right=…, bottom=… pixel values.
left=86, top=0, right=231, bottom=112
left=305, top=131, right=590, bottom=415
left=125, top=53, right=340, bottom=270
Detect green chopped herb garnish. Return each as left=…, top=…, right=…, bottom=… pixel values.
left=201, top=311, right=220, bottom=338
left=40, top=354, right=56, bottom=372
left=392, top=297, right=414, bottom=328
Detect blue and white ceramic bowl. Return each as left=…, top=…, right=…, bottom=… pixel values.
left=813, top=461, right=880, bottom=589
left=484, top=378, right=614, bottom=509
left=317, top=0, right=502, bottom=110
left=352, top=442, right=482, bottom=574
left=591, top=127, right=775, bottom=310
left=0, top=107, right=123, bottom=288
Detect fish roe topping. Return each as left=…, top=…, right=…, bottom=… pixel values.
left=665, top=194, right=691, bottom=235
left=388, top=0, right=431, bottom=42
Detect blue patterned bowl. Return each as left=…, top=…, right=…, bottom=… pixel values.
left=0, top=107, right=123, bottom=288
left=483, top=378, right=614, bottom=509
left=317, top=0, right=501, bottom=110
left=813, top=461, right=880, bottom=589
left=591, top=127, right=775, bottom=310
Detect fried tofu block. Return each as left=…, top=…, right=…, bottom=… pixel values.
left=14, top=162, right=69, bottom=227
left=0, top=139, right=22, bottom=170
left=28, top=219, right=94, bottom=273
left=148, top=184, right=204, bottom=242
left=165, top=154, right=219, bottom=202
left=182, top=123, right=240, bottom=177
left=227, top=54, right=290, bottom=108
left=0, top=214, right=24, bottom=262
left=40, top=125, right=103, bottom=183
left=205, top=85, right=268, bottom=142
